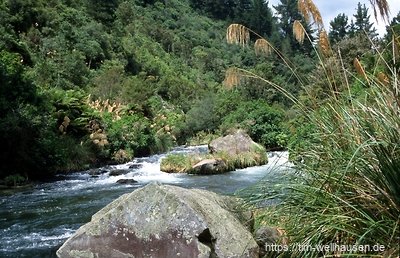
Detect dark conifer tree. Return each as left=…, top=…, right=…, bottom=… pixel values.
left=274, top=0, right=314, bottom=54
left=329, top=13, right=349, bottom=44
left=350, top=2, right=378, bottom=40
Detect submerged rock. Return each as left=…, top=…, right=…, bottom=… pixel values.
left=109, top=169, right=129, bottom=176
left=57, top=183, right=258, bottom=258
left=88, top=168, right=109, bottom=177
left=116, top=179, right=138, bottom=184
left=128, top=163, right=142, bottom=169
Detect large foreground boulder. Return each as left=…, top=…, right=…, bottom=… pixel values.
left=57, top=183, right=258, bottom=258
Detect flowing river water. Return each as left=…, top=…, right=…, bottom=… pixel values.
left=0, top=146, right=291, bottom=258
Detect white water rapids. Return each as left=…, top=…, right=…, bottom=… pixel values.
left=0, top=146, right=291, bottom=257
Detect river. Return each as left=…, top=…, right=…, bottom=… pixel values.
left=0, top=146, right=291, bottom=258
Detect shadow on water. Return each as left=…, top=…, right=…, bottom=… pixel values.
left=0, top=146, right=291, bottom=257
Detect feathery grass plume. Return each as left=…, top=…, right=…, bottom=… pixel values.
left=377, top=71, right=390, bottom=85
left=353, top=57, right=368, bottom=81
left=254, top=38, right=272, bottom=56
left=318, top=29, right=331, bottom=56
left=293, top=20, right=305, bottom=44
left=297, top=0, right=310, bottom=22
left=298, top=0, right=324, bottom=29
left=369, top=0, right=390, bottom=22
left=393, top=34, right=400, bottom=61
left=226, top=24, right=250, bottom=47
left=223, top=67, right=242, bottom=89
left=226, top=2, right=399, bottom=256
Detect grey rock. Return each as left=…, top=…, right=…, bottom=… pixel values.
left=57, top=183, right=258, bottom=258
left=255, top=226, right=287, bottom=257
left=116, top=179, right=138, bottom=184
left=191, top=158, right=229, bottom=175
left=128, top=163, right=142, bottom=169
left=209, top=130, right=263, bottom=156
left=88, top=168, right=108, bottom=176
left=109, top=169, right=129, bottom=176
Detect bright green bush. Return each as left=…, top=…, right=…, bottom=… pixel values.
left=221, top=100, right=287, bottom=149
left=160, top=154, right=197, bottom=173
left=103, top=112, right=154, bottom=157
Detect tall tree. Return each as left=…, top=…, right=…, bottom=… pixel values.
left=274, top=0, right=314, bottom=54
left=384, top=11, right=400, bottom=41
left=350, top=2, right=378, bottom=40
left=85, top=0, right=119, bottom=25
left=329, top=13, right=349, bottom=44
left=247, top=0, right=275, bottom=37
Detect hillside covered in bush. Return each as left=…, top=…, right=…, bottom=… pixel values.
left=0, top=0, right=398, bottom=185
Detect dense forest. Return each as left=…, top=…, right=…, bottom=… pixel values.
left=1, top=0, right=399, bottom=256
left=0, top=0, right=398, bottom=182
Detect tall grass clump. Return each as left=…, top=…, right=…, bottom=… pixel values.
left=226, top=0, right=399, bottom=257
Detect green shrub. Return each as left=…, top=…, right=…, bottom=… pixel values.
left=103, top=112, right=154, bottom=157
left=226, top=7, right=400, bottom=256
left=220, top=100, right=287, bottom=149
left=160, top=153, right=199, bottom=173
left=4, top=174, right=27, bottom=186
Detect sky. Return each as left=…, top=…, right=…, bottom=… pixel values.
left=268, top=0, right=400, bottom=37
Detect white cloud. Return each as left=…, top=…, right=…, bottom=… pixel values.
left=267, top=0, right=400, bottom=37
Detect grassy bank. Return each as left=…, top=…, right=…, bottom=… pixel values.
left=226, top=1, right=400, bottom=257
left=160, top=144, right=268, bottom=174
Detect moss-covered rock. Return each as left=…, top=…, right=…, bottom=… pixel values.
left=160, top=131, right=268, bottom=174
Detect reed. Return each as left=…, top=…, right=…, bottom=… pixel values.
left=226, top=0, right=399, bottom=257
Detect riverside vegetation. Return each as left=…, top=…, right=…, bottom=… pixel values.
left=226, top=0, right=400, bottom=257
left=1, top=0, right=290, bottom=184
left=1, top=0, right=399, bottom=256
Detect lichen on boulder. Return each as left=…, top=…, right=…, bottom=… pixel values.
left=56, top=183, right=258, bottom=258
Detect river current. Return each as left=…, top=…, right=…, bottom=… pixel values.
left=0, top=146, right=290, bottom=258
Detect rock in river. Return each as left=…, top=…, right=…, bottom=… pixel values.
left=209, top=129, right=264, bottom=156
left=57, top=183, right=258, bottom=258
left=191, top=158, right=229, bottom=174
left=109, top=169, right=129, bottom=176
left=116, top=179, right=138, bottom=184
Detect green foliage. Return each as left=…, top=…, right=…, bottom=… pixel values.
left=221, top=100, right=287, bottom=149
left=227, top=3, right=400, bottom=256
left=274, top=0, right=314, bottom=54
left=160, top=153, right=196, bottom=173
left=4, top=0, right=377, bottom=183
left=185, top=94, right=219, bottom=133
left=385, top=11, right=400, bottom=41
left=3, top=174, right=27, bottom=187
left=246, top=0, right=275, bottom=37
left=160, top=143, right=268, bottom=174
left=103, top=112, right=153, bottom=157
left=0, top=51, right=36, bottom=112
left=350, top=2, right=378, bottom=40
left=329, top=13, right=349, bottom=44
